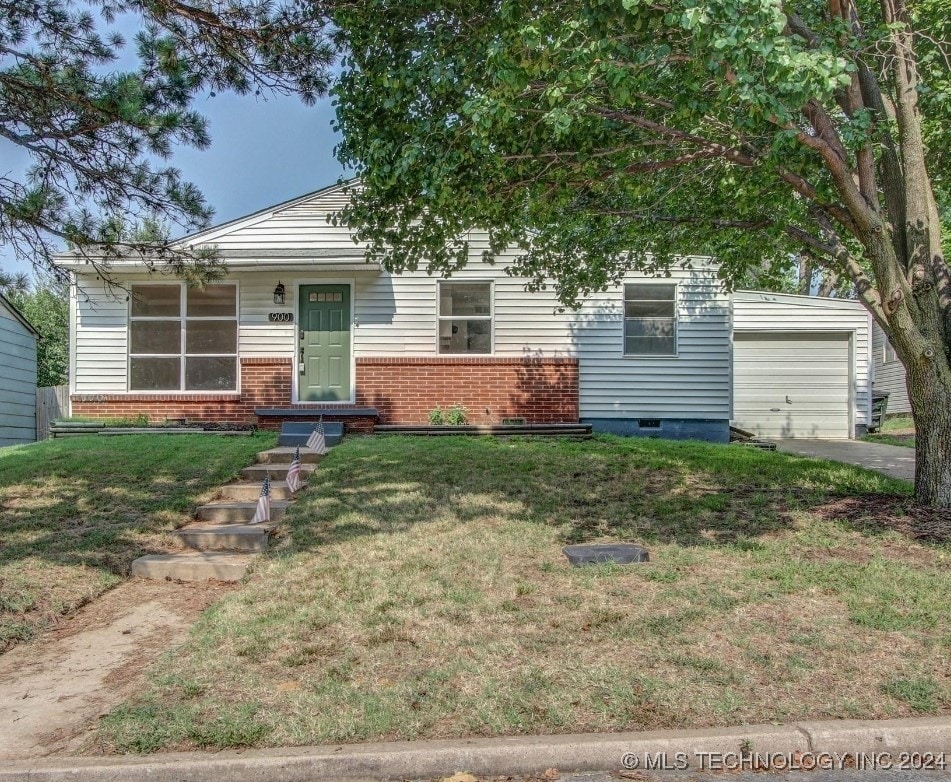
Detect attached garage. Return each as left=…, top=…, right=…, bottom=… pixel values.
left=732, top=292, right=872, bottom=439
left=733, top=331, right=852, bottom=438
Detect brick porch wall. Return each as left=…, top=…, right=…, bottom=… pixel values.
left=71, top=355, right=581, bottom=428
left=70, top=358, right=294, bottom=426
left=355, top=357, right=579, bottom=424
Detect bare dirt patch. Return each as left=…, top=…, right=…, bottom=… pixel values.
left=0, top=578, right=232, bottom=760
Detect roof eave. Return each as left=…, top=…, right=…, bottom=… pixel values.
left=0, top=292, right=40, bottom=336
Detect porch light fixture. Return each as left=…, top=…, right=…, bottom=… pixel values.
left=273, top=281, right=286, bottom=305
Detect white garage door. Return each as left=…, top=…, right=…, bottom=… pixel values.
left=733, top=332, right=851, bottom=439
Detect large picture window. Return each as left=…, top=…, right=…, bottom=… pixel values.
left=129, top=284, right=238, bottom=391
left=438, top=281, right=492, bottom=354
left=623, top=283, right=677, bottom=356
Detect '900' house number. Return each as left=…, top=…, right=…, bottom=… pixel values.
left=268, top=312, right=294, bottom=323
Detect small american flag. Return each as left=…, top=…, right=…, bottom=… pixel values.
left=285, top=447, right=302, bottom=494
left=250, top=474, right=270, bottom=524
left=305, top=416, right=328, bottom=454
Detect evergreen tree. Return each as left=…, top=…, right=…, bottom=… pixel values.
left=1, top=0, right=335, bottom=281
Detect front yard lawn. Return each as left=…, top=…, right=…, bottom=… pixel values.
left=864, top=415, right=916, bottom=448
left=0, top=433, right=275, bottom=651
left=100, top=435, right=951, bottom=753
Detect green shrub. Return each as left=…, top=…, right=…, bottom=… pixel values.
left=445, top=404, right=469, bottom=426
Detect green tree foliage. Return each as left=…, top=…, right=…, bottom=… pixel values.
left=1, top=0, right=335, bottom=281
left=333, top=0, right=951, bottom=506
left=3, top=277, right=68, bottom=387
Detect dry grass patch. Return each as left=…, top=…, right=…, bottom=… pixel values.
left=0, top=433, right=276, bottom=650
left=99, top=435, right=951, bottom=753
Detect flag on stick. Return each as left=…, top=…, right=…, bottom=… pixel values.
left=286, top=447, right=302, bottom=494
left=251, top=474, right=270, bottom=524
left=305, top=416, right=328, bottom=454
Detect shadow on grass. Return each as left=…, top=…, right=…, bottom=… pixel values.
left=284, top=434, right=920, bottom=553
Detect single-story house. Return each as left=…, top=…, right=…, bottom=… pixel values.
left=871, top=321, right=911, bottom=415
left=56, top=183, right=874, bottom=441
left=0, top=292, right=39, bottom=447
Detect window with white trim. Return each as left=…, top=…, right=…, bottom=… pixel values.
left=884, top=338, right=898, bottom=364
left=623, top=283, right=677, bottom=356
left=129, top=284, right=238, bottom=391
left=438, top=281, right=492, bottom=354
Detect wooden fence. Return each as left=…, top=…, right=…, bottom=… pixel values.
left=36, top=385, right=69, bottom=441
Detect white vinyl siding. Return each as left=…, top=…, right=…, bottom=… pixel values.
left=872, top=321, right=911, bottom=414
left=72, top=281, right=129, bottom=393
left=0, top=301, right=37, bottom=445
left=578, top=269, right=731, bottom=419
left=351, top=251, right=576, bottom=358
left=732, top=291, right=872, bottom=436
left=183, top=186, right=358, bottom=253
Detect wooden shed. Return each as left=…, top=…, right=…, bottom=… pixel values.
left=0, top=292, right=39, bottom=446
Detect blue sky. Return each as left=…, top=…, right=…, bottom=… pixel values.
left=1, top=12, right=347, bottom=277
left=1, top=92, right=345, bottom=276
left=168, top=90, right=345, bottom=227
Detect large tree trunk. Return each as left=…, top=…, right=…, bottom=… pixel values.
left=859, top=222, right=950, bottom=506
left=906, top=359, right=951, bottom=507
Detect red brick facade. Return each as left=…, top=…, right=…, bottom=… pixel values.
left=71, top=358, right=293, bottom=427
left=355, top=357, right=579, bottom=425
left=70, top=356, right=580, bottom=428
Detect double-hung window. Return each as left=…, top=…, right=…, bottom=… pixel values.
left=623, top=283, right=677, bottom=356
left=129, top=284, right=238, bottom=391
left=884, top=338, right=898, bottom=364
left=438, top=281, right=492, bottom=354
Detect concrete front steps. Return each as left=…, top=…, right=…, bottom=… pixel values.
left=130, top=444, right=326, bottom=582
left=218, top=481, right=300, bottom=501
left=194, top=500, right=292, bottom=524
left=173, top=522, right=276, bottom=553
left=257, top=445, right=324, bottom=464
left=240, top=462, right=317, bottom=482
left=131, top=552, right=254, bottom=581
left=276, top=421, right=346, bottom=448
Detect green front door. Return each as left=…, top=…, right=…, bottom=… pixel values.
left=299, top=284, right=351, bottom=401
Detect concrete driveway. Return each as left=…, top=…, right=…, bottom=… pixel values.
left=775, top=439, right=915, bottom=482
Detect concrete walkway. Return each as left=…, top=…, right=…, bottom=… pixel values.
left=776, top=439, right=915, bottom=482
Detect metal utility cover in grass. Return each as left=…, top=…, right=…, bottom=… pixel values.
left=563, top=543, right=650, bottom=566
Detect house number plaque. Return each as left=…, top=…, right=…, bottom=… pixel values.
left=268, top=312, right=294, bottom=323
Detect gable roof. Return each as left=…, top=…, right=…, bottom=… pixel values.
left=0, top=291, right=39, bottom=336
left=52, top=179, right=366, bottom=269
left=176, top=179, right=355, bottom=247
